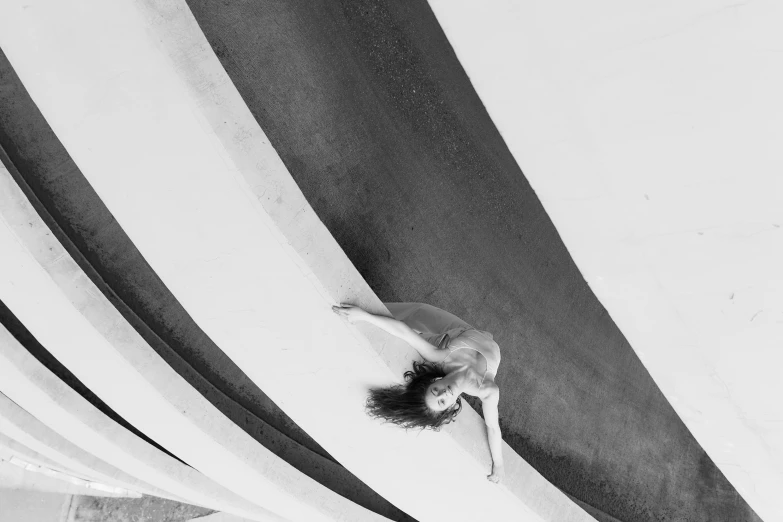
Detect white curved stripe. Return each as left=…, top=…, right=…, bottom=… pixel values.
left=0, top=433, right=93, bottom=480
left=0, top=165, right=383, bottom=521
left=2, top=455, right=140, bottom=497
left=0, top=392, right=188, bottom=503
left=0, top=323, right=287, bottom=520
left=428, top=2, right=783, bottom=521
left=0, top=1, right=592, bottom=520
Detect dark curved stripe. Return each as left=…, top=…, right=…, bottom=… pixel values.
left=0, top=297, right=184, bottom=465
left=182, top=1, right=761, bottom=521
left=0, top=47, right=416, bottom=521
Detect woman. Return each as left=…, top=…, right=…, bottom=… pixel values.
left=332, top=302, right=505, bottom=483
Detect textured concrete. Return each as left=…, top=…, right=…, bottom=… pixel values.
left=0, top=462, right=133, bottom=498
left=0, top=48, right=410, bottom=522
left=0, top=1, right=594, bottom=521
left=0, top=322, right=293, bottom=522
left=181, top=1, right=759, bottom=521
left=428, top=2, right=783, bottom=521
left=0, top=492, right=214, bottom=522
left=1, top=432, right=84, bottom=478
left=66, top=495, right=214, bottom=522
left=0, top=393, right=186, bottom=502
left=0, top=163, right=385, bottom=522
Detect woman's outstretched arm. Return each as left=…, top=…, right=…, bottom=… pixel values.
left=480, top=381, right=505, bottom=483
left=332, top=304, right=449, bottom=363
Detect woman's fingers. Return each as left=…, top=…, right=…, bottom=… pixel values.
left=332, top=304, right=357, bottom=321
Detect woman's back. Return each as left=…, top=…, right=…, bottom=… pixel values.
left=447, top=329, right=501, bottom=377
left=386, top=302, right=501, bottom=384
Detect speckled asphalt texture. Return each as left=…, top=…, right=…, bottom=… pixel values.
left=183, top=2, right=761, bottom=521
left=68, top=495, right=213, bottom=522
left=0, top=2, right=762, bottom=521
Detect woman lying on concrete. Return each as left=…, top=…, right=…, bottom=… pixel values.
left=332, top=302, right=504, bottom=483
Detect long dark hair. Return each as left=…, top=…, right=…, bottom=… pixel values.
left=365, top=361, right=462, bottom=431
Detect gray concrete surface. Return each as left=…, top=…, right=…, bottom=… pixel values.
left=64, top=495, right=213, bottom=522
left=0, top=392, right=182, bottom=501
left=0, top=48, right=412, bottom=522
left=181, top=2, right=758, bottom=521
left=0, top=491, right=213, bottom=522
left=0, top=1, right=760, bottom=520
left=0, top=490, right=70, bottom=522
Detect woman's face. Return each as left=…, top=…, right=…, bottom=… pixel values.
left=425, top=377, right=458, bottom=412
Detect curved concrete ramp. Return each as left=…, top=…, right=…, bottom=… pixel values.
left=0, top=459, right=134, bottom=497
left=0, top=322, right=289, bottom=521
left=0, top=393, right=179, bottom=501
left=0, top=433, right=76, bottom=476
left=0, top=164, right=386, bottom=522
left=0, top=1, right=593, bottom=521
left=0, top=431, right=137, bottom=497
left=181, top=2, right=763, bottom=522
left=428, top=2, right=782, bottom=521
left=0, top=48, right=409, bottom=522
left=0, top=429, right=140, bottom=497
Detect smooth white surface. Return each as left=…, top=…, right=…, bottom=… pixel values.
left=0, top=1, right=592, bottom=521
left=0, top=433, right=115, bottom=491
left=0, top=393, right=176, bottom=501
left=428, top=1, right=783, bottom=521
left=0, top=489, right=71, bottom=522
left=0, top=324, right=288, bottom=522
left=0, top=459, right=135, bottom=498
left=0, top=166, right=377, bottom=522
left=0, top=434, right=77, bottom=475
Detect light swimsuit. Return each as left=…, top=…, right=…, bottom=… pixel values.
left=439, top=328, right=500, bottom=388
left=385, top=302, right=501, bottom=388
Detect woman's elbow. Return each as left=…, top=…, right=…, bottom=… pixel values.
left=483, top=382, right=500, bottom=402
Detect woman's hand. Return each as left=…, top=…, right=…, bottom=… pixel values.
left=487, top=463, right=505, bottom=484
left=332, top=304, right=369, bottom=324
